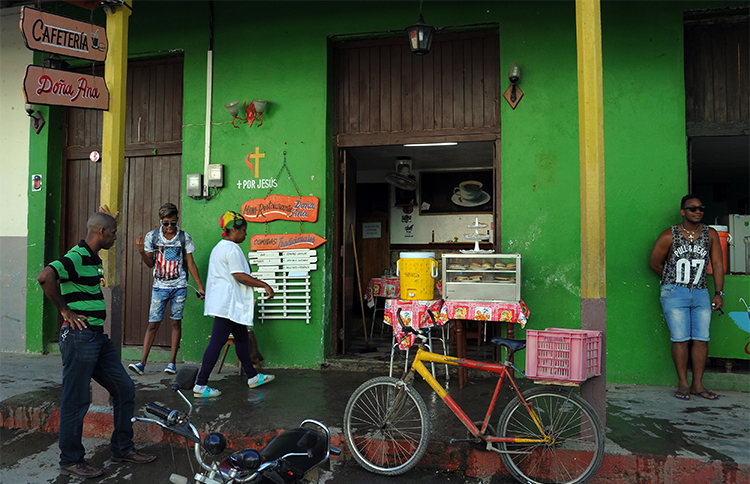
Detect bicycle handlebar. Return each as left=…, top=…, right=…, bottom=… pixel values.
left=396, top=308, right=432, bottom=343
left=145, top=402, right=171, bottom=421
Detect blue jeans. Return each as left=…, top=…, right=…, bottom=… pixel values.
left=149, top=286, right=187, bottom=322
left=58, top=327, right=135, bottom=466
left=660, top=284, right=711, bottom=342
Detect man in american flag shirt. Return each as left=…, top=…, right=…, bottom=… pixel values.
left=129, top=203, right=205, bottom=376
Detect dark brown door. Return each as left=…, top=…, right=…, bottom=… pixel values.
left=340, top=149, right=358, bottom=353
left=356, top=185, right=391, bottom=295
left=62, top=56, right=184, bottom=347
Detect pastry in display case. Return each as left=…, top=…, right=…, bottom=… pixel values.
left=442, top=253, right=521, bottom=302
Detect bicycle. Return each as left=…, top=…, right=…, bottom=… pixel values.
left=343, top=309, right=605, bottom=484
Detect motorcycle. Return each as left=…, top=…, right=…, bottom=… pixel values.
left=132, top=367, right=340, bottom=484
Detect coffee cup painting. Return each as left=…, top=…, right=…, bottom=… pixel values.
left=419, top=169, right=492, bottom=215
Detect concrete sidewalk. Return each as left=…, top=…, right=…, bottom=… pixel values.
left=1, top=352, right=748, bottom=483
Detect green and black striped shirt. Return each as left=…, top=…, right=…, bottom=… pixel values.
left=49, top=240, right=106, bottom=326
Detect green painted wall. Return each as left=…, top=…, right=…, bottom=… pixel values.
left=26, top=97, right=63, bottom=353
left=498, top=1, right=582, bottom=334
left=600, top=2, right=692, bottom=385
left=24, top=1, right=749, bottom=383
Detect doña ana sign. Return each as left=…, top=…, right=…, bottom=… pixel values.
left=23, top=65, right=109, bottom=110
left=20, top=6, right=107, bottom=62
left=242, top=195, right=319, bottom=223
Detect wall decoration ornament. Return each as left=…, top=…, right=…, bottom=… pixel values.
left=246, top=147, right=265, bottom=177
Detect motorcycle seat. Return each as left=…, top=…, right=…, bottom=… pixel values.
left=260, top=427, right=326, bottom=474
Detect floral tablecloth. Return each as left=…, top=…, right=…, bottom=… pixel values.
left=384, top=299, right=444, bottom=349
left=365, top=277, right=401, bottom=308
left=438, top=300, right=529, bottom=328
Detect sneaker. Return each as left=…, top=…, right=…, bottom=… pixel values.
left=248, top=373, right=275, bottom=389
left=128, top=362, right=144, bottom=375
left=164, top=362, right=177, bottom=374
left=60, top=460, right=104, bottom=478
left=111, top=449, right=157, bottom=464
left=193, top=385, right=221, bottom=398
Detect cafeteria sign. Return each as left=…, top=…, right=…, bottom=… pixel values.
left=242, top=195, right=319, bottom=223
left=250, top=234, right=327, bottom=251
left=23, top=65, right=109, bottom=110
left=20, top=6, right=107, bottom=62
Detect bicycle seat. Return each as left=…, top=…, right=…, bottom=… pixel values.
left=490, top=338, right=526, bottom=353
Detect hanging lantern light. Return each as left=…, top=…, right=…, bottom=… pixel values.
left=406, top=1, right=435, bottom=55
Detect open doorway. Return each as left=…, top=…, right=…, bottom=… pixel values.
left=330, top=27, right=502, bottom=358
left=334, top=141, right=497, bottom=359
left=684, top=8, right=750, bottom=274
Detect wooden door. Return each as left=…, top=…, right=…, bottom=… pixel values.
left=684, top=15, right=749, bottom=132
left=62, top=56, right=184, bottom=347
left=333, top=29, right=500, bottom=140
left=340, top=149, right=358, bottom=353
left=356, top=184, right=391, bottom=291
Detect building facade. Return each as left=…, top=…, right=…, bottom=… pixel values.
left=2, top=1, right=748, bottom=386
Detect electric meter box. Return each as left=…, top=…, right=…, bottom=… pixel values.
left=186, top=173, right=203, bottom=197
left=207, top=164, right=224, bottom=188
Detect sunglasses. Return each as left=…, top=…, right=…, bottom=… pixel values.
left=683, top=205, right=706, bottom=212
left=162, top=220, right=178, bottom=227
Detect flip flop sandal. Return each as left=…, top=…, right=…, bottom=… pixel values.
left=691, top=390, right=719, bottom=400
left=675, top=391, right=690, bottom=400
left=249, top=373, right=275, bottom=389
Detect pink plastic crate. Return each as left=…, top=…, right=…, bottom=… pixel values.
left=525, top=328, right=602, bottom=383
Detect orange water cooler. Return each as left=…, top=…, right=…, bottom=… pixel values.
left=707, top=225, right=730, bottom=275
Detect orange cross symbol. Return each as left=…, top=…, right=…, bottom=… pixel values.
left=245, top=147, right=266, bottom=178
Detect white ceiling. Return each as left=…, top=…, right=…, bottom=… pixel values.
left=348, top=141, right=494, bottom=183
left=348, top=136, right=749, bottom=188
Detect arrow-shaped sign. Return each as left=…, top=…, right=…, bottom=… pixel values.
left=250, top=233, right=326, bottom=251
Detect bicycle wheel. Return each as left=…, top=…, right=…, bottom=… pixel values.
left=343, top=376, right=431, bottom=475
left=497, top=386, right=604, bottom=484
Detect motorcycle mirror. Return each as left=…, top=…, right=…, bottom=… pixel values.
left=229, top=449, right=262, bottom=471
left=203, top=432, right=227, bottom=455
left=172, top=366, right=199, bottom=391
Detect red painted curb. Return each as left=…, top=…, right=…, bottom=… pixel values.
left=3, top=405, right=749, bottom=484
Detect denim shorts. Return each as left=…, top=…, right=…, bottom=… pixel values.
left=659, top=284, right=711, bottom=342
left=149, top=287, right=187, bottom=322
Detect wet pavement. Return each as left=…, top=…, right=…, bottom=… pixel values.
left=0, top=427, right=513, bottom=484
left=1, top=351, right=749, bottom=483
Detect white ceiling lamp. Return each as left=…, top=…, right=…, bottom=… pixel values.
left=403, top=142, right=458, bottom=147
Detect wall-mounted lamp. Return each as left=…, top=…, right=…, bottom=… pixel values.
left=25, top=104, right=45, bottom=134
left=224, top=99, right=267, bottom=128
left=406, top=0, right=435, bottom=55
left=42, top=54, right=69, bottom=70
left=503, top=62, right=523, bottom=110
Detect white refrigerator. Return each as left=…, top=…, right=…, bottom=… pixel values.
left=719, top=214, right=750, bottom=273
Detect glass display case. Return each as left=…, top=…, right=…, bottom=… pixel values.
left=441, top=253, right=521, bottom=302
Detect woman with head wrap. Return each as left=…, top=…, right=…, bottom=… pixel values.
left=193, top=211, right=276, bottom=397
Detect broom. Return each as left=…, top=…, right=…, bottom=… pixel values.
left=351, top=224, right=377, bottom=352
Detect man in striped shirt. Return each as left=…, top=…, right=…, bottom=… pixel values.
left=37, top=210, right=156, bottom=479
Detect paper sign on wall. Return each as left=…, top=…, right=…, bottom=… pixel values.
left=362, top=222, right=382, bottom=239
